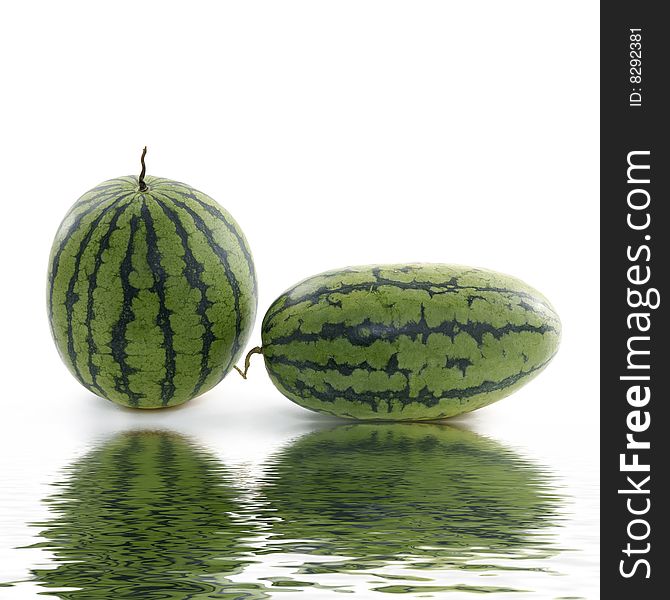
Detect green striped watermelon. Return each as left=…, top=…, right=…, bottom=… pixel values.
left=47, top=174, right=256, bottom=408
left=260, top=264, right=560, bottom=420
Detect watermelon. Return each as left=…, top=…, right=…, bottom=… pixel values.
left=260, top=264, right=560, bottom=420
left=29, top=431, right=264, bottom=597
left=47, top=172, right=256, bottom=408
left=261, top=423, right=559, bottom=571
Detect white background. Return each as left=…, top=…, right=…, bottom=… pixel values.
left=0, top=2, right=599, bottom=598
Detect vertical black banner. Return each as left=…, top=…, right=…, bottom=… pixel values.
left=601, top=2, right=668, bottom=596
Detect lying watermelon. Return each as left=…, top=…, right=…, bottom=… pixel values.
left=259, top=264, right=560, bottom=420
left=48, top=164, right=256, bottom=408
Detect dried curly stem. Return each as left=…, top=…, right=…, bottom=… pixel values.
left=233, top=346, right=263, bottom=379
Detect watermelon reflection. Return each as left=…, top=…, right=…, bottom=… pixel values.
left=26, top=425, right=563, bottom=597
left=28, top=431, right=267, bottom=599
left=260, top=424, right=561, bottom=577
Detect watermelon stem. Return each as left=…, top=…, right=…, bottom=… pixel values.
left=138, top=146, right=148, bottom=192
left=233, top=346, right=263, bottom=379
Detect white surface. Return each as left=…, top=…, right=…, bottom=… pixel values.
left=0, top=1, right=598, bottom=598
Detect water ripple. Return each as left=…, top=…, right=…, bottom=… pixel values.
left=5, top=424, right=573, bottom=598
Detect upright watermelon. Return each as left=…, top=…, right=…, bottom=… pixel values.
left=260, top=264, right=560, bottom=420
left=48, top=170, right=257, bottom=408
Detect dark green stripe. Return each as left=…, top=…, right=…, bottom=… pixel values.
left=62, top=194, right=135, bottom=387
left=265, top=314, right=556, bottom=349
left=264, top=269, right=551, bottom=328
left=60, top=183, right=124, bottom=215
left=265, top=355, right=406, bottom=377
left=264, top=354, right=473, bottom=379
left=48, top=188, right=131, bottom=326
left=153, top=197, right=215, bottom=397
left=266, top=354, right=555, bottom=413
left=84, top=201, right=134, bottom=396
left=152, top=190, right=243, bottom=378
left=159, top=185, right=257, bottom=298
left=141, top=201, right=177, bottom=406
left=110, top=214, right=142, bottom=406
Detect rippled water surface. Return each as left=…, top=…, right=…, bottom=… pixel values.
left=1, top=423, right=598, bottom=599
